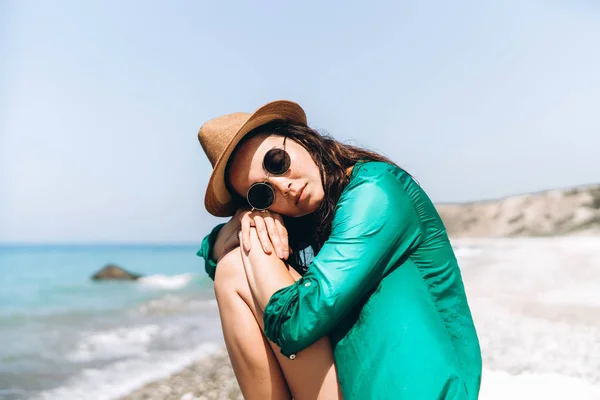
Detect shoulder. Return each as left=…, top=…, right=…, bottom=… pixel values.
left=332, top=161, right=422, bottom=236
left=335, top=161, right=417, bottom=218
left=344, top=161, right=413, bottom=196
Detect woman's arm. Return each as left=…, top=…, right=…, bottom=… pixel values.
left=260, top=164, right=424, bottom=358
left=196, top=223, right=226, bottom=281
left=196, top=209, right=291, bottom=281
left=239, top=228, right=296, bottom=311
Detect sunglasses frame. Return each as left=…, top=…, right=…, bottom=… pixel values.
left=246, top=136, right=290, bottom=211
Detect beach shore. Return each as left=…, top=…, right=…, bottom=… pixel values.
left=121, top=237, right=600, bottom=400
left=121, top=348, right=242, bottom=400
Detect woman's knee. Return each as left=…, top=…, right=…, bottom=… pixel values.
left=213, top=247, right=249, bottom=300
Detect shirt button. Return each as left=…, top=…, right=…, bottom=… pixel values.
left=304, top=282, right=311, bottom=287
left=289, top=354, right=296, bottom=360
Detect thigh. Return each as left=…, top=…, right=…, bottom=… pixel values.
left=214, top=249, right=292, bottom=399
left=238, top=259, right=342, bottom=400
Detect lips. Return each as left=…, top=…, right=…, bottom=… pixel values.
left=296, top=183, right=307, bottom=205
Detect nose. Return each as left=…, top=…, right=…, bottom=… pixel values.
left=269, top=176, right=292, bottom=196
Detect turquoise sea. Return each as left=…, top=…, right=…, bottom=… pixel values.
left=0, top=244, right=223, bottom=400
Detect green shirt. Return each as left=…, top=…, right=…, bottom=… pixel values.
left=197, top=161, right=482, bottom=399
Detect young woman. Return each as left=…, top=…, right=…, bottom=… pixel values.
left=196, top=100, right=482, bottom=399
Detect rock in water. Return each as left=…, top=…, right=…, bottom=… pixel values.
left=91, top=264, right=142, bottom=280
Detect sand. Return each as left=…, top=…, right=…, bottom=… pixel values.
left=121, top=236, right=600, bottom=399
left=457, top=236, right=600, bottom=400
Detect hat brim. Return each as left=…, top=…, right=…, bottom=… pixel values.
left=204, top=100, right=308, bottom=217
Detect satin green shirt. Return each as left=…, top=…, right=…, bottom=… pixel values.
left=197, top=161, right=482, bottom=399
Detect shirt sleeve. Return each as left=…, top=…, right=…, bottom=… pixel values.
left=263, top=164, right=423, bottom=358
left=196, top=223, right=226, bottom=281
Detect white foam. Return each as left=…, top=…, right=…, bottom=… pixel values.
left=136, top=294, right=218, bottom=315
left=67, top=325, right=160, bottom=363
left=36, top=342, right=222, bottom=400
left=138, top=273, right=194, bottom=289
left=480, top=368, right=600, bottom=400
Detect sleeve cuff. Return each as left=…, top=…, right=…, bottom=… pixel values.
left=196, top=223, right=226, bottom=281
left=263, top=282, right=301, bottom=358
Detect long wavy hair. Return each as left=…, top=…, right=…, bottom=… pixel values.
left=225, top=121, right=406, bottom=275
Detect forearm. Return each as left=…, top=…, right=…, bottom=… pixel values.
left=240, top=227, right=296, bottom=312
left=211, top=230, right=227, bottom=262
left=212, top=223, right=236, bottom=263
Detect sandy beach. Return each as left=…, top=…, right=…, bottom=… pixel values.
left=120, top=236, right=600, bottom=400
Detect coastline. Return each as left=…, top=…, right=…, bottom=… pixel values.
left=119, top=347, right=600, bottom=400
left=120, top=347, right=242, bottom=400
left=119, top=236, right=600, bottom=400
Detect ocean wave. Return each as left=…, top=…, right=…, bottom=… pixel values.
left=67, top=325, right=161, bottom=363
left=138, top=273, right=195, bottom=289
left=36, top=342, right=222, bottom=400
left=135, top=294, right=217, bottom=315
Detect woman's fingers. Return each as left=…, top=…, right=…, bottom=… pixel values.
left=253, top=216, right=273, bottom=254
left=237, top=209, right=289, bottom=259
left=264, top=216, right=283, bottom=258
left=240, top=213, right=252, bottom=252
left=274, top=217, right=289, bottom=259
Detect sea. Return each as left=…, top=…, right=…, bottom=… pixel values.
left=0, top=244, right=224, bottom=400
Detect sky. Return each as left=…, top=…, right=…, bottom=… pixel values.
left=1, top=0, right=599, bottom=243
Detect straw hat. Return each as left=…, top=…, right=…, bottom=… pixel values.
left=198, top=100, right=307, bottom=217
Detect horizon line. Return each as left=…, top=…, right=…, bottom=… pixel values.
left=0, top=242, right=202, bottom=247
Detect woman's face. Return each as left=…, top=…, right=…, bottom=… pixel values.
left=227, top=133, right=325, bottom=217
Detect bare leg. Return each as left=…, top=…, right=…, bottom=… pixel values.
left=215, top=248, right=343, bottom=400
left=215, top=249, right=291, bottom=399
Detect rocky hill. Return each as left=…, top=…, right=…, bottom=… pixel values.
left=436, top=184, right=600, bottom=237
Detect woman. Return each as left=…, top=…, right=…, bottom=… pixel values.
left=196, top=100, right=482, bottom=399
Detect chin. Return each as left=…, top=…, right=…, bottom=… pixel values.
left=285, top=204, right=316, bottom=218
left=287, top=208, right=311, bottom=218
left=301, top=200, right=322, bottom=216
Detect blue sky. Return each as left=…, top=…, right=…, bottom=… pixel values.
left=2, top=0, right=599, bottom=243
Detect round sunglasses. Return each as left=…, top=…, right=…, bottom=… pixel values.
left=246, top=136, right=291, bottom=211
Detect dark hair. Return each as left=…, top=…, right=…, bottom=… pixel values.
left=225, top=121, right=406, bottom=274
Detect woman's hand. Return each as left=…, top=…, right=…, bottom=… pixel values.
left=212, top=209, right=289, bottom=262
left=240, top=209, right=289, bottom=259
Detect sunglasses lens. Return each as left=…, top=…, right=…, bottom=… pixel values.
left=264, top=148, right=291, bottom=175
left=247, top=183, right=275, bottom=210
